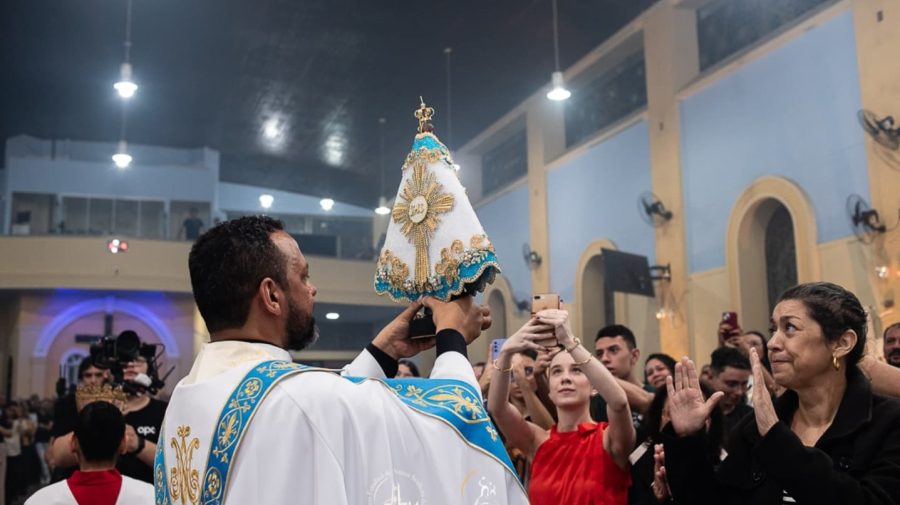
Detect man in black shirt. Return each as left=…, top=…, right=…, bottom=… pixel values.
left=117, top=356, right=166, bottom=483
left=179, top=207, right=204, bottom=241
left=707, top=346, right=753, bottom=436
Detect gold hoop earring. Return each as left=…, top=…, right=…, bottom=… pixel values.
left=832, top=355, right=841, bottom=371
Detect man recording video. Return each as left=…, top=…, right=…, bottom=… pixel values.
left=46, top=331, right=167, bottom=484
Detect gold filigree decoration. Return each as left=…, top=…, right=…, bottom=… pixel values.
left=376, top=234, right=497, bottom=300
left=397, top=383, right=486, bottom=425
left=169, top=425, right=200, bottom=505
left=414, top=96, right=434, bottom=134
left=75, top=383, right=127, bottom=412
left=392, top=160, right=455, bottom=287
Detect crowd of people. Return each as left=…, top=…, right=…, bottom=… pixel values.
left=476, top=282, right=900, bottom=504
left=9, top=215, right=900, bottom=504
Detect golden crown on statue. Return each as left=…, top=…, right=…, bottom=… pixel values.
left=75, top=383, right=128, bottom=412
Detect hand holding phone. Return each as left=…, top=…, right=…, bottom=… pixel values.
left=532, top=294, right=561, bottom=347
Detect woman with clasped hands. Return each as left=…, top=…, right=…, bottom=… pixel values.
left=660, top=282, right=900, bottom=505
left=488, top=309, right=635, bottom=505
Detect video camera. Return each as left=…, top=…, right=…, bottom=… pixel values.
left=89, top=330, right=166, bottom=395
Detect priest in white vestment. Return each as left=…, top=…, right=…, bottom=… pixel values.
left=155, top=216, right=527, bottom=505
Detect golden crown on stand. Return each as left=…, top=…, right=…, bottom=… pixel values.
left=75, top=383, right=128, bottom=412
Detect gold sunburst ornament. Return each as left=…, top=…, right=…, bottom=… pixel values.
left=374, top=98, right=501, bottom=302
left=392, top=120, right=456, bottom=287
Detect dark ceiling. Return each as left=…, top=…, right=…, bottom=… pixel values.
left=1, top=0, right=657, bottom=208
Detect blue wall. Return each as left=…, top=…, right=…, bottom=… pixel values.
left=681, top=10, right=869, bottom=274
left=477, top=185, right=532, bottom=302
left=547, top=120, right=656, bottom=302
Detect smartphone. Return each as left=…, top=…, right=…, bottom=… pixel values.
left=722, top=311, right=739, bottom=329
left=490, top=338, right=506, bottom=361
left=532, top=294, right=561, bottom=347
left=408, top=308, right=436, bottom=339
left=531, top=293, right=561, bottom=315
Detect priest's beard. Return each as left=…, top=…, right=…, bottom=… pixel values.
left=285, top=299, right=318, bottom=351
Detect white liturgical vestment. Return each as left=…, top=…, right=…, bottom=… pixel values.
left=155, top=341, right=527, bottom=505
left=25, top=473, right=154, bottom=505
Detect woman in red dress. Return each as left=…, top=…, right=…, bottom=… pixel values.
left=488, top=309, right=635, bottom=505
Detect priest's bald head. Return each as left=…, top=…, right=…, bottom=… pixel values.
left=189, top=216, right=319, bottom=351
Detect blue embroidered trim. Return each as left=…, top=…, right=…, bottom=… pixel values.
left=200, top=361, right=309, bottom=505
left=153, top=427, right=171, bottom=505
left=155, top=360, right=518, bottom=503
left=374, top=251, right=500, bottom=302
left=346, top=376, right=517, bottom=477
left=411, top=133, right=448, bottom=153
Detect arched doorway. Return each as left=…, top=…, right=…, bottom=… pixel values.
left=727, top=177, right=817, bottom=335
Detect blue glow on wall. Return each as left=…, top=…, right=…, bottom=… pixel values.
left=547, top=120, right=656, bottom=302
left=681, top=10, right=869, bottom=274
left=476, top=185, right=532, bottom=303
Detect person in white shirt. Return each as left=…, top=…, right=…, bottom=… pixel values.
left=25, top=401, right=154, bottom=505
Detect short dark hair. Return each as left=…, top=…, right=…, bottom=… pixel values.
left=398, top=359, right=420, bottom=377
left=74, top=401, right=125, bottom=463
left=643, top=353, right=676, bottom=382
left=189, top=216, right=290, bottom=332
left=595, top=324, right=637, bottom=350
left=884, top=322, right=900, bottom=339
left=710, top=346, right=750, bottom=374
left=78, top=356, right=103, bottom=379
left=778, top=282, right=868, bottom=371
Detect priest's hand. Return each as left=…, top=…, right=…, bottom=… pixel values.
left=424, top=295, right=489, bottom=344
left=372, top=301, right=435, bottom=360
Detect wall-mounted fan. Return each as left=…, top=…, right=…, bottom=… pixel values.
left=638, top=192, right=673, bottom=228
left=846, top=194, right=886, bottom=243
left=522, top=243, right=542, bottom=269
left=858, top=109, right=900, bottom=150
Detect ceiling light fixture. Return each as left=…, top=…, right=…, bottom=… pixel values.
left=325, top=312, right=340, bottom=320
left=115, top=0, right=137, bottom=99
left=546, top=0, right=571, bottom=101
left=320, top=198, right=335, bottom=211
left=114, top=63, right=138, bottom=99
left=375, top=196, right=391, bottom=216
left=112, top=140, right=132, bottom=168
left=112, top=0, right=136, bottom=166
left=374, top=117, right=391, bottom=216
left=259, top=194, right=274, bottom=209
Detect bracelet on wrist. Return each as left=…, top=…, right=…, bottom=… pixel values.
left=564, top=337, right=581, bottom=353
left=492, top=359, right=512, bottom=373
left=572, top=354, right=593, bottom=367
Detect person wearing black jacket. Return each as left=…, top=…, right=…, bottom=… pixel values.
left=661, top=282, right=900, bottom=505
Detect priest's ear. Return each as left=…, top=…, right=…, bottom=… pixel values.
left=259, top=277, right=284, bottom=316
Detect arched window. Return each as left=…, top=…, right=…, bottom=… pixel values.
left=580, top=255, right=608, bottom=340
left=484, top=291, right=508, bottom=341
left=765, top=205, right=798, bottom=312
left=60, top=349, right=89, bottom=392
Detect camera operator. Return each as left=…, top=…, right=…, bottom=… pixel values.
left=116, top=352, right=166, bottom=484
left=46, top=331, right=166, bottom=484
